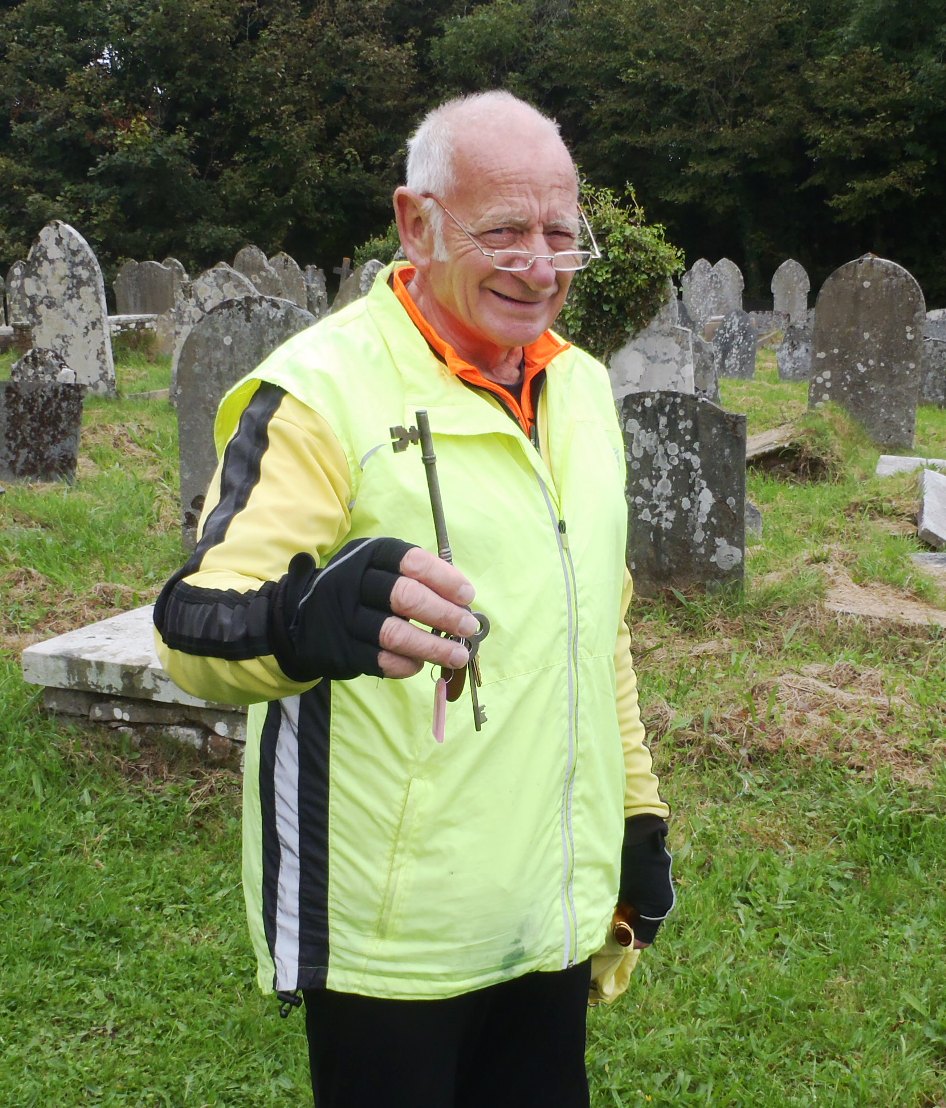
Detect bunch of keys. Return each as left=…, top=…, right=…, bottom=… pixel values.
left=391, top=410, right=490, bottom=741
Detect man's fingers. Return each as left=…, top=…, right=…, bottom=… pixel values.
left=397, top=546, right=475, bottom=607
left=388, top=573, right=480, bottom=641
left=377, top=614, right=470, bottom=673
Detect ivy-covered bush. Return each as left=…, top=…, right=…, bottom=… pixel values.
left=558, top=184, right=685, bottom=361
left=354, top=222, right=402, bottom=266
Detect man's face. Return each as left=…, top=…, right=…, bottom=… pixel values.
left=419, top=124, right=580, bottom=364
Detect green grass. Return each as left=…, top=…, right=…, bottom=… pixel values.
left=2, top=348, right=946, bottom=1105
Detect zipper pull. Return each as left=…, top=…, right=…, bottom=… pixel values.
left=558, top=519, right=569, bottom=548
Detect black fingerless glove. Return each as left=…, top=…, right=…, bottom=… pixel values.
left=269, top=537, right=416, bottom=682
left=618, top=814, right=675, bottom=944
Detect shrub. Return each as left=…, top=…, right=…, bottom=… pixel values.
left=559, top=184, right=685, bottom=361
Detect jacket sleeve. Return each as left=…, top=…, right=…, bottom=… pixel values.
left=153, top=382, right=353, bottom=705
left=615, top=567, right=671, bottom=819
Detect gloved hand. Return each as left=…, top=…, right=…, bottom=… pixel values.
left=269, top=537, right=418, bottom=682
left=618, top=814, right=675, bottom=944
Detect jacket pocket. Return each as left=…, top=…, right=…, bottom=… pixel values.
left=375, top=776, right=423, bottom=939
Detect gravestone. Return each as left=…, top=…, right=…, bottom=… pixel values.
left=23, top=221, right=115, bottom=395
left=0, top=274, right=5, bottom=326
left=304, top=265, right=329, bottom=319
left=6, top=260, right=30, bottom=325
left=158, top=264, right=258, bottom=371
left=776, top=322, right=813, bottom=381
left=332, top=260, right=385, bottom=312
left=771, top=259, right=810, bottom=324
left=691, top=333, right=719, bottom=402
left=918, top=468, right=946, bottom=550
left=163, top=257, right=188, bottom=284
left=681, top=259, right=714, bottom=332
left=620, top=391, right=746, bottom=596
left=713, top=309, right=757, bottom=379
left=921, top=315, right=946, bottom=406
left=608, top=281, right=694, bottom=398
left=114, top=259, right=185, bottom=315
left=10, top=347, right=77, bottom=385
left=0, top=378, right=84, bottom=481
left=808, top=255, right=925, bottom=448
left=175, top=295, right=315, bottom=543
left=233, top=245, right=284, bottom=298
left=269, top=252, right=307, bottom=309
left=713, top=259, right=744, bottom=316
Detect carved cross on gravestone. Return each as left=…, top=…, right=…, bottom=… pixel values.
left=333, top=258, right=353, bottom=284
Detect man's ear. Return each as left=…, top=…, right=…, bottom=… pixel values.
left=393, top=187, right=435, bottom=269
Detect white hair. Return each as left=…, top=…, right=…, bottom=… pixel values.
left=405, top=92, right=568, bottom=261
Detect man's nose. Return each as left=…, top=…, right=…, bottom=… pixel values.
left=517, top=253, right=559, bottom=291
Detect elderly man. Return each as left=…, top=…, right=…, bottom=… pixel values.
left=154, top=90, right=673, bottom=1107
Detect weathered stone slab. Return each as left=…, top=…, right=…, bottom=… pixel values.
left=918, top=468, right=946, bottom=549
left=23, top=221, right=115, bottom=395
left=713, top=309, right=757, bottom=379
left=776, top=322, right=813, bottom=381
left=332, top=260, right=385, bottom=311
left=771, top=259, right=810, bottom=324
left=608, top=281, right=694, bottom=397
left=749, top=310, right=789, bottom=338
left=158, top=264, right=258, bottom=372
left=620, top=392, right=746, bottom=596
left=692, top=333, right=719, bottom=403
left=910, top=552, right=946, bottom=587
left=176, top=295, right=315, bottom=542
left=10, top=347, right=77, bottom=385
left=233, top=245, right=284, bottom=298
left=920, top=328, right=946, bottom=406
left=0, top=274, right=5, bottom=326
left=808, top=255, right=925, bottom=448
left=680, top=259, right=714, bottom=332
left=304, top=265, right=329, bottom=319
left=5, top=260, right=29, bottom=325
left=0, top=379, right=84, bottom=481
left=21, top=605, right=246, bottom=725
left=269, top=252, right=307, bottom=308
left=713, top=258, right=744, bottom=316
left=876, top=454, right=946, bottom=477
left=114, top=259, right=185, bottom=315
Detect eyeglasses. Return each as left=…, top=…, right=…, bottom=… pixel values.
left=421, top=194, right=601, bottom=273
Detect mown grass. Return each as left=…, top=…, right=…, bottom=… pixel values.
left=2, top=346, right=945, bottom=1105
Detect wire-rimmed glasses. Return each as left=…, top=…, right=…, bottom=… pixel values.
left=422, top=193, right=601, bottom=273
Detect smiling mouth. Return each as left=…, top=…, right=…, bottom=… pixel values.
left=491, top=290, right=546, bottom=306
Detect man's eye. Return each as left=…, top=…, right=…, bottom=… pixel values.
left=547, top=230, right=578, bottom=249
left=478, top=227, right=519, bottom=249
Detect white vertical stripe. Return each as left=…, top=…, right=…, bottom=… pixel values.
left=273, top=696, right=302, bottom=991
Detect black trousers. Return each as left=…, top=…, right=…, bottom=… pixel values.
left=302, top=960, right=591, bottom=1108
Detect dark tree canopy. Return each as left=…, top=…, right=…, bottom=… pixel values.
left=1, top=0, right=944, bottom=303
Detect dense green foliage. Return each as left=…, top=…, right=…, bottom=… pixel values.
left=1, top=0, right=944, bottom=302
left=558, top=184, right=684, bottom=358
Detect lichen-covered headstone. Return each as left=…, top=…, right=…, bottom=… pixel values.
left=692, top=333, right=719, bottom=402
left=115, top=259, right=185, bottom=315
left=0, top=378, right=84, bottom=481
left=919, top=468, right=946, bottom=550
left=776, top=322, right=813, bottom=381
left=5, top=261, right=29, bottom=325
left=10, top=347, right=77, bottom=385
left=771, top=259, right=809, bottom=324
left=175, top=295, right=315, bottom=544
left=620, top=391, right=746, bottom=596
left=158, top=264, right=258, bottom=375
left=921, top=315, right=946, bottom=406
left=332, top=260, right=385, bottom=312
left=233, top=245, right=284, bottom=299
left=808, top=255, right=925, bottom=448
left=713, top=309, right=756, bottom=379
left=269, top=252, right=307, bottom=309
left=304, top=265, right=329, bottom=319
left=608, top=280, right=694, bottom=398
left=681, top=259, right=714, bottom=332
left=22, top=221, right=115, bottom=395
left=713, top=258, right=744, bottom=316
left=0, top=274, right=5, bottom=326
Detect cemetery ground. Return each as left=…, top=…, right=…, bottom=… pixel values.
left=1, top=342, right=945, bottom=1107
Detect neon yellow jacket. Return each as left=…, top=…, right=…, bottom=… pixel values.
left=155, top=263, right=668, bottom=1000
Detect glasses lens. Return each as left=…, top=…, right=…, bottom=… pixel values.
left=492, top=250, right=594, bottom=272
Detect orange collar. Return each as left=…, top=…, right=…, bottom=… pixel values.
left=391, top=265, right=569, bottom=436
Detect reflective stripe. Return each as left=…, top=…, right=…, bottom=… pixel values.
left=272, top=696, right=302, bottom=990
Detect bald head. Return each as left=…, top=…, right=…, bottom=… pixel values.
left=405, top=92, right=576, bottom=198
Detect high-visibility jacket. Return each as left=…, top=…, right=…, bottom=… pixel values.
left=154, top=262, right=669, bottom=1000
